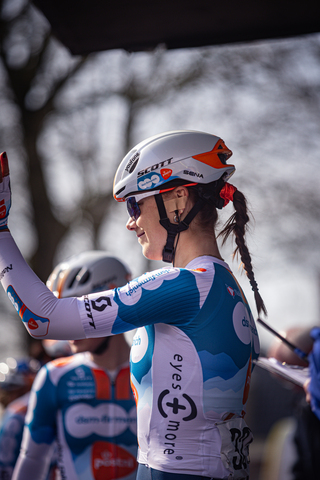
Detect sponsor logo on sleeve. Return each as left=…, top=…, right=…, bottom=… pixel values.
left=0, top=264, right=12, bottom=280
left=125, top=269, right=176, bottom=298
left=91, top=297, right=112, bottom=312
left=84, top=295, right=113, bottom=329
left=7, top=285, right=50, bottom=337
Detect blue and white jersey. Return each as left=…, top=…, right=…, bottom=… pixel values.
left=16, top=354, right=137, bottom=480
left=0, top=236, right=259, bottom=479
left=77, top=256, right=259, bottom=478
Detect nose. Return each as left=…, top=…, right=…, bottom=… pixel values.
left=126, top=216, right=136, bottom=231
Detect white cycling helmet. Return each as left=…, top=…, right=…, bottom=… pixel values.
left=114, top=131, right=235, bottom=263
left=113, top=130, right=234, bottom=201
left=46, top=250, right=131, bottom=299
left=46, top=251, right=131, bottom=355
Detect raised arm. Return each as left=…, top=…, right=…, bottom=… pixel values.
left=0, top=152, right=85, bottom=340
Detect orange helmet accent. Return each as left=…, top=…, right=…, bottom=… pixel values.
left=192, top=139, right=233, bottom=169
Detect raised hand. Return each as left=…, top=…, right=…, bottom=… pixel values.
left=0, top=152, right=11, bottom=231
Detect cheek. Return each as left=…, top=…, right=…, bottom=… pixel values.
left=150, top=227, right=167, bottom=255
left=147, top=219, right=166, bottom=243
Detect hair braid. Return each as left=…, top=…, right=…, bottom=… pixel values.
left=218, top=189, right=267, bottom=316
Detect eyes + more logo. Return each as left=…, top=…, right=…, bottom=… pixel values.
left=157, top=353, right=197, bottom=458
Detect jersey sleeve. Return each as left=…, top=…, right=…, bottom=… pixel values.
left=0, top=232, right=201, bottom=340
left=0, top=232, right=87, bottom=339
left=12, top=366, right=57, bottom=480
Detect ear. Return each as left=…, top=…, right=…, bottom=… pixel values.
left=163, top=187, right=189, bottom=213
left=175, top=186, right=189, bottom=199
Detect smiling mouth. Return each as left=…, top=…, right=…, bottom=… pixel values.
left=137, top=232, right=145, bottom=239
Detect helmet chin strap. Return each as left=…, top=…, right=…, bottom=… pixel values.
left=92, top=336, right=111, bottom=355
left=155, top=194, right=205, bottom=264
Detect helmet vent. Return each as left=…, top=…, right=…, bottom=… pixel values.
left=217, top=153, right=228, bottom=165
left=66, top=268, right=82, bottom=289
left=115, top=186, right=125, bottom=196
left=78, top=270, right=91, bottom=285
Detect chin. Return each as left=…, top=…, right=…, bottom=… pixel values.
left=142, top=247, right=163, bottom=262
left=70, top=345, right=81, bottom=354
left=70, top=340, right=86, bottom=353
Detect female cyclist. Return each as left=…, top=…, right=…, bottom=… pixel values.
left=0, top=130, right=266, bottom=480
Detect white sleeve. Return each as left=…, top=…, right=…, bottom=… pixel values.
left=12, top=434, right=54, bottom=480
left=0, top=232, right=86, bottom=340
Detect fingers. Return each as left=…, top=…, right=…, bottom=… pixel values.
left=0, top=152, right=9, bottom=182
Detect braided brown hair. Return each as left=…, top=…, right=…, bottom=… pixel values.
left=188, top=184, right=267, bottom=316
left=218, top=189, right=267, bottom=316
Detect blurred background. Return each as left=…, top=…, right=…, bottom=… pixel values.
left=0, top=0, right=320, bottom=477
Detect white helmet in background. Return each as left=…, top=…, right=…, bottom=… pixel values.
left=113, top=130, right=234, bottom=201
left=45, top=251, right=131, bottom=356
left=46, top=250, right=131, bottom=298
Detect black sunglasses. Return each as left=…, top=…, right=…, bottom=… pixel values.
left=126, top=197, right=141, bottom=221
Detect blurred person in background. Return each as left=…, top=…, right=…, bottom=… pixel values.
left=0, top=336, right=72, bottom=480
left=0, top=357, right=40, bottom=479
left=268, top=325, right=320, bottom=480
left=12, top=251, right=137, bottom=480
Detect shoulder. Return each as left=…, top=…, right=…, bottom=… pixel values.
left=47, top=353, right=90, bottom=379
left=31, top=354, right=86, bottom=390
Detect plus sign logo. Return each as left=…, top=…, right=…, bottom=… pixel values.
left=158, top=389, right=197, bottom=421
